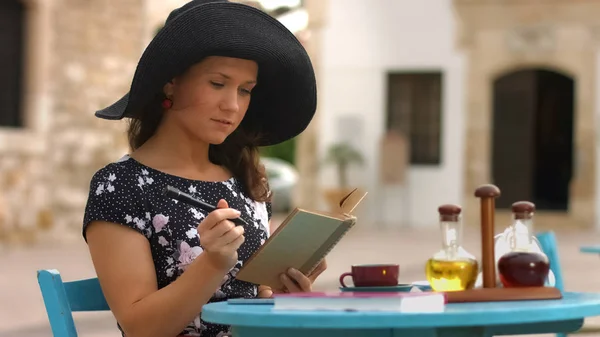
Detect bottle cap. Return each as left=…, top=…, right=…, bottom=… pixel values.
left=438, top=204, right=461, bottom=222
left=512, top=201, right=535, bottom=220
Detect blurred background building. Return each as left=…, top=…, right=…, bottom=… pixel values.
left=2, top=0, right=600, bottom=247
left=0, top=0, right=310, bottom=244
left=315, top=0, right=600, bottom=231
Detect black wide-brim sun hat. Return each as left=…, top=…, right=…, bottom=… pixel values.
left=95, top=0, right=317, bottom=146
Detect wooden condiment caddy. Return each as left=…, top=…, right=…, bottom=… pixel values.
left=443, top=184, right=562, bottom=303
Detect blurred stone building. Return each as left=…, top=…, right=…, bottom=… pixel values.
left=0, top=0, right=147, bottom=244
left=316, top=0, right=600, bottom=230
left=0, top=0, right=314, bottom=244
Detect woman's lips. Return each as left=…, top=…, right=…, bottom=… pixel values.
left=211, top=118, right=234, bottom=127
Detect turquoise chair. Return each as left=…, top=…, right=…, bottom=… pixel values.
left=536, top=231, right=566, bottom=337
left=536, top=231, right=565, bottom=292
left=536, top=231, right=600, bottom=336
left=37, top=269, right=109, bottom=337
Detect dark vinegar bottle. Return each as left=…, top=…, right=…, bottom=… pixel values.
left=497, top=201, right=550, bottom=288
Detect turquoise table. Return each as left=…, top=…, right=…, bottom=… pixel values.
left=580, top=246, right=600, bottom=254
left=201, top=292, right=600, bottom=337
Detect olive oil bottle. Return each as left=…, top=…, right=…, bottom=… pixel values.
left=425, top=204, right=479, bottom=292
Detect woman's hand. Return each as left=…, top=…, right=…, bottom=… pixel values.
left=198, top=199, right=245, bottom=272
left=257, top=259, right=328, bottom=297
left=257, top=285, right=273, bottom=298
left=281, top=259, right=327, bottom=292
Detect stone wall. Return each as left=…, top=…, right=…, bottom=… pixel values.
left=0, top=0, right=146, bottom=245
left=0, top=134, right=49, bottom=244
left=48, top=0, right=146, bottom=237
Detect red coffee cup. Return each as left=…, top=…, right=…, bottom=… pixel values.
left=339, top=264, right=400, bottom=287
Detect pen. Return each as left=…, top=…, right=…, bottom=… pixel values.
left=161, top=185, right=249, bottom=227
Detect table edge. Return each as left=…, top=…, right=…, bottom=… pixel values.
left=201, top=292, right=600, bottom=329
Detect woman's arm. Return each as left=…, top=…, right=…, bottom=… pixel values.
left=86, top=221, right=227, bottom=337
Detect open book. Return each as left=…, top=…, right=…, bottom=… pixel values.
left=235, top=188, right=368, bottom=289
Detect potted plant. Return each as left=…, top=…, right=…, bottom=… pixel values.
left=321, top=142, right=364, bottom=210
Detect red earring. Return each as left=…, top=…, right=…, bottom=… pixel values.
left=162, top=97, right=173, bottom=109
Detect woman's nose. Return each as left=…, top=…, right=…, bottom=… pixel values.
left=219, top=91, right=239, bottom=113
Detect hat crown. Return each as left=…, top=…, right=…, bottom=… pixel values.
left=165, top=0, right=228, bottom=24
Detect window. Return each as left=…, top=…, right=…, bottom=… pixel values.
left=0, top=1, right=26, bottom=128
left=386, top=72, right=442, bottom=165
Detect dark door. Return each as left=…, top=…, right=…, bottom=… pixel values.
left=492, top=69, right=574, bottom=210
left=533, top=70, right=574, bottom=211
left=492, top=70, right=537, bottom=208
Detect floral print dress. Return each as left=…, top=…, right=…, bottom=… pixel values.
left=82, top=155, right=271, bottom=337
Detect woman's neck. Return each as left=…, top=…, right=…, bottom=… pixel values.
left=130, top=122, right=230, bottom=181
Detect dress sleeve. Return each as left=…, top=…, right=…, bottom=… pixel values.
left=266, top=200, right=272, bottom=221
left=82, top=165, right=151, bottom=241
left=264, top=176, right=273, bottom=222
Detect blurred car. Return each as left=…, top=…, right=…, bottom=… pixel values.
left=261, top=157, right=298, bottom=213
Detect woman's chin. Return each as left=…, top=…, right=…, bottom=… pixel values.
left=205, top=134, right=229, bottom=145
left=197, top=129, right=236, bottom=145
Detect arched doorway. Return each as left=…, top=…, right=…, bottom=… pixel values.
left=0, top=0, right=26, bottom=127
left=492, top=68, right=575, bottom=211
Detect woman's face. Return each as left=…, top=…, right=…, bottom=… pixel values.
left=162, top=56, right=258, bottom=145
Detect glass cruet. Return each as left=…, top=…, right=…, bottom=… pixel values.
left=425, top=204, right=479, bottom=292
left=496, top=201, right=550, bottom=287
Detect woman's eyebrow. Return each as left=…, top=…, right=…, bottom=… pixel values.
left=210, top=72, right=257, bottom=84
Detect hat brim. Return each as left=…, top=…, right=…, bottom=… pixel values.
left=95, top=2, right=316, bottom=146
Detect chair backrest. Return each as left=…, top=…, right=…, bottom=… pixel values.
left=534, top=231, right=566, bottom=337
left=37, top=269, right=109, bottom=337
left=535, top=231, right=565, bottom=292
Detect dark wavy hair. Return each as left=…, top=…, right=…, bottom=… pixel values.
left=127, top=93, right=271, bottom=203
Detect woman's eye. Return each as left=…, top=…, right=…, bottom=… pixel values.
left=210, top=81, right=224, bottom=88
left=240, top=88, right=252, bottom=95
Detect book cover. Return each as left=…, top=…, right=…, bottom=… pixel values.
left=235, top=189, right=367, bottom=289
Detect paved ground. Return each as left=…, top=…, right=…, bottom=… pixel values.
left=3, top=219, right=600, bottom=336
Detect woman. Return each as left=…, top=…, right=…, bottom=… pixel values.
left=82, top=1, right=325, bottom=336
